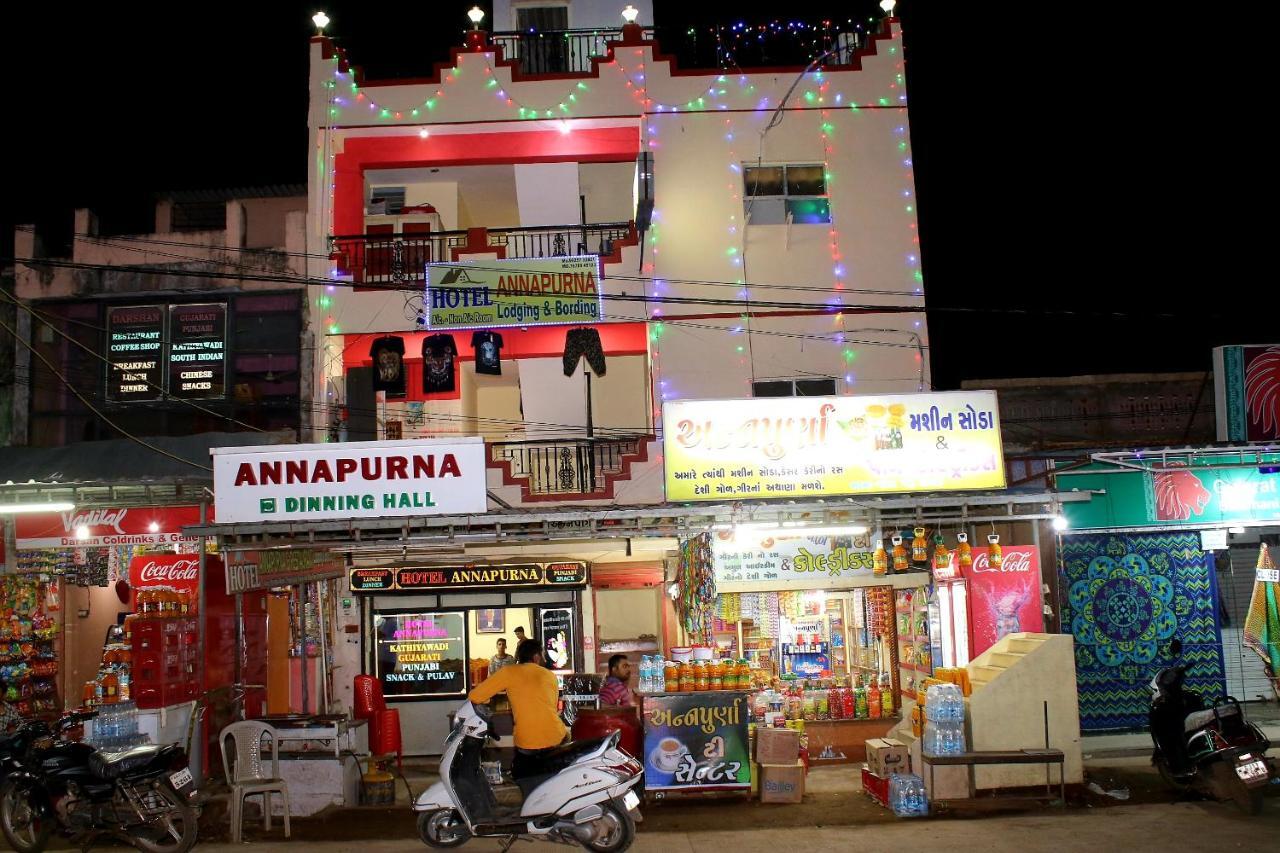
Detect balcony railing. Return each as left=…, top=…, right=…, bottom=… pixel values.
left=489, top=435, right=651, bottom=500
left=491, top=27, right=654, bottom=75
left=329, top=222, right=636, bottom=286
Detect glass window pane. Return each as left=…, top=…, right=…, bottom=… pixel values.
left=796, top=379, right=836, bottom=396
left=786, top=165, right=826, bottom=195
left=786, top=198, right=831, bottom=224
left=752, top=380, right=793, bottom=397
left=743, top=166, right=784, bottom=197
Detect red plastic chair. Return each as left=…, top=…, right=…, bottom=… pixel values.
left=354, top=675, right=387, bottom=751
left=372, top=708, right=403, bottom=772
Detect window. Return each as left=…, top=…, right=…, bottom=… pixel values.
left=367, top=187, right=405, bottom=216
left=752, top=378, right=837, bottom=398
left=742, top=163, right=831, bottom=224
left=515, top=5, right=569, bottom=31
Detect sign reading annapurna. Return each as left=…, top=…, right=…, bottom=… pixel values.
left=211, top=438, right=488, bottom=524
left=425, top=255, right=603, bottom=330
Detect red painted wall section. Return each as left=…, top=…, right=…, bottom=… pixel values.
left=333, top=126, right=640, bottom=237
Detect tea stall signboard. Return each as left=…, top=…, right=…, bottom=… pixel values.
left=639, top=691, right=751, bottom=792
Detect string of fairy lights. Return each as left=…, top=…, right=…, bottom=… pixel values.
left=310, top=13, right=921, bottom=398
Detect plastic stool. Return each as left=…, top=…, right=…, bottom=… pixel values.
left=372, top=708, right=403, bottom=773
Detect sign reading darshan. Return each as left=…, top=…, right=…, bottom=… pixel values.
left=425, top=255, right=603, bottom=329
left=662, top=392, right=1006, bottom=502
left=210, top=438, right=487, bottom=524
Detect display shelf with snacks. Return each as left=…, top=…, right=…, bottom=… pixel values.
left=895, top=586, right=933, bottom=706
left=0, top=575, right=62, bottom=723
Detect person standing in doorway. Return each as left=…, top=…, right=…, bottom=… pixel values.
left=489, top=638, right=514, bottom=676
left=514, top=626, right=528, bottom=644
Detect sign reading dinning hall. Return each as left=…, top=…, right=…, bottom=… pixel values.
left=425, top=255, right=603, bottom=330
left=662, top=391, right=1006, bottom=502
left=350, top=561, right=589, bottom=593
left=210, top=438, right=488, bottom=524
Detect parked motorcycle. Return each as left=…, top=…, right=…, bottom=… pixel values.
left=414, top=701, right=643, bottom=852
left=0, top=720, right=51, bottom=783
left=1150, top=639, right=1276, bottom=814
left=0, top=709, right=199, bottom=852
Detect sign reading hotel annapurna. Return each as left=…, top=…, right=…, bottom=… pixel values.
left=211, top=438, right=487, bottom=524
left=662, top=391, right=1006, bottom=502
left=425, top=255, right=603, bottom=330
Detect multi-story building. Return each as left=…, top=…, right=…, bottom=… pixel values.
left=307, top=5, right=927, bottom=508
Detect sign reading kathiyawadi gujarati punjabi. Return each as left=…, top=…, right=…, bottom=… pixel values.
left=210, top=438, right=487, bottom=524
left=424, top=255, right=603, bottom=329
left=349, top=561, right=589, bottom=593
left=662, top=391, right=1006, bottom=502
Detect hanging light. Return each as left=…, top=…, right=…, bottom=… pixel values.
left=467, top=6, right=485, bottom=29
left=1051, top=515, right=1069, bottom=532
left=0, top=501, right=75, bottom=514
left=621, top=5, right=640, bottom=24
left=75, top=525, right=91, bottom=540
left=312, top=11, right=330, bottom=35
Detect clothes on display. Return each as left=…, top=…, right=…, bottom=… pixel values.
left=472, top=331, right=505, bottom=376
left=562, top=327, right=606, bottom=377
left=422, top=333, right=458, bottom=394
left=369, top=336, right=406, bottom=396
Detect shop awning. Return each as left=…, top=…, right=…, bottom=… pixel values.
left=192, top=488, right=1094, bottom=550
left=0, top=430, right=294, bottom=505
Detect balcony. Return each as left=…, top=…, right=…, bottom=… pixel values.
left=488, top=435, right=653, bottom=502
left=329, top=221, right=637, bottom=286
left=491, top=27, right=654, bottom=75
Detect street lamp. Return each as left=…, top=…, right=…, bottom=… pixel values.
left=879, top=0, right=897, bottom=15
left=621, top=5, right=640, bottom=24
left=312, top=11, right=330, bottom=35
left=467, top=6, right=485, bottom=29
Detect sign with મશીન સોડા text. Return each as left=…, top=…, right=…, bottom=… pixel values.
left=661, top=391, right=1006, bottom=502
left=424, top=255, right=603, bottom=330
left=210, top=438, right=487, bottom=524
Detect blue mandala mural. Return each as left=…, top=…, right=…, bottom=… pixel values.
left=1060, top=533, right=1226, bottom=731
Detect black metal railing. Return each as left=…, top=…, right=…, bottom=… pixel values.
left=489, top=435, right=649, bottom=497
left=329, top=222, right=635, bottom=286
left=491, top=27, right=654, bottom=75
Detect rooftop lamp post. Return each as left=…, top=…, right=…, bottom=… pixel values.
left=465, top=6, right=488, bottom=51
left=620, top=4, right=644, bottom=44
left=879, top=0, right=897, bottom=16
left=312, top=10, right=330, bottom=35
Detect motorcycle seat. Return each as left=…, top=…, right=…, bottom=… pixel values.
left=1183, top=704, right=1239, bottom=734
left=88, top=744, right=178, bottom=780
left=514, top=736, right=613, bottom=797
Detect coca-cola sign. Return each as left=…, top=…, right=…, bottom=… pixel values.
left=967, top=545, right=1043, bottom=657
left=16, top=506, right=207, bottom=549
left=129, top=554, right=202, bottom=607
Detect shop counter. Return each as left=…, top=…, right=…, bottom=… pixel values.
left=637, top=691, right=752, bottom=796
left=803, top=716, right=901, bottom=765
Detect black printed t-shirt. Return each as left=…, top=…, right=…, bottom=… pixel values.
left=422, top=333, right=458, bottom=393
left=369, top=336, right=406, bottom=396
left=472, top=331, right=505, bottom=376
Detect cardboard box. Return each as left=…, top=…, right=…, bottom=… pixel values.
left=860, top=764, right=890, bottom=808
left=755, top=727, right=801, bottom=765
left=866, top=738, right=909, bottom=778
left=759, top=760, right=805, bottom=803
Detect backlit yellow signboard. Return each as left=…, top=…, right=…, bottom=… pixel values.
left=662, top=391, right=1006, bottom=502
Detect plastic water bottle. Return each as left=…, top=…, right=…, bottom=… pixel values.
left=641, top=656, right=654, bottom=693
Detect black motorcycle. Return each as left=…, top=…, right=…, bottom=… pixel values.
left=0, top=720, right=51, bottom=783
left=1149, top=640, right=1276, bottom=815
left=0, top=709, right=199, bottom=852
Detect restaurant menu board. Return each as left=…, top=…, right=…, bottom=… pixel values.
left=106, top=305, right=164, bottom=401
left=168, top=303, right=226, bottom=398
left=539, top=607, right=575, bottom=674
left=640, top=692, right=751, bottom=791
left=373, top=611, right=467, bottom=699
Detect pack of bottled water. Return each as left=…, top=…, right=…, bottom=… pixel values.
left=889, top=772, right=928, bottom=817
left=638, top=655, right=666, bottom=693
left=923, top=683, right=966, bottom=755
left=89, top=701, right=148, bottom=751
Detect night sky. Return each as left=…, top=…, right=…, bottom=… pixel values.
left=5, top=2, right=1263, bottom=390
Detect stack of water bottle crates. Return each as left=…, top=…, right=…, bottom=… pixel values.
left=922, top=682, right=967, bottom=756
left=130, top=616, right=200, bottom=709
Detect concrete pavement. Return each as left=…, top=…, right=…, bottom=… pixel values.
left=190, top=800, right=1279, bottom=853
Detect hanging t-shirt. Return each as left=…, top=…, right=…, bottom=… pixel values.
left=472, top=331, right=505, bottom=376
left=422, top=333, right=458, bottom=394
left=369, top=336, right=406, bottom=397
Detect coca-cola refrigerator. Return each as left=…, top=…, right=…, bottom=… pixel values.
left=966, top=545, right=1043, bottom=658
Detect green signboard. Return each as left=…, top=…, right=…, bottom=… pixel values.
left=1060, top=454, right=1280, bottom=530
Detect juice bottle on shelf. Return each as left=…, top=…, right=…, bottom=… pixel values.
left=802, top=688, right=816, bottom=721
left=911, top=527, right=929, bottom=563
left=873, top=540, right=888, bottom=576
left=987, top=533, right=1003, bottom=569
left=881, top=675, right=895, bottom=718
left=678, top=660, right=694, bottom=692
left=828, top=685, right=842, bottom=720
left=709, top=660, right=723, bottom=691
left=842, top=686, right=855, bottom=719
left=868, top=680, right=882, bottom=719
left=82, top=680, right=97, bottom=707
left=693, top=661, right=709, bottom=692
left=664, top=662, right=679, bottom=693
left=101, top=670, right=119, bottom=703
left=956, top=532, right=973, bottom=571
left=855, top=684, right=868, bottom=719
left=738, top=659, right=751, bottom=690
left=891, top=536, right=909, bottom=573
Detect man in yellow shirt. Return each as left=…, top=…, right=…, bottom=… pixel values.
left=468, top=639, right=567, bottom=779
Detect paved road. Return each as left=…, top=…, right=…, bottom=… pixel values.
left=187, top=799, right=1277, bottom=853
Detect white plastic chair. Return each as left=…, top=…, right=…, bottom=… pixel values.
left=220, top=721, right=291, bottom=843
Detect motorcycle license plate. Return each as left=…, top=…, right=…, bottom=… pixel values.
left=1235, top=760, right=1267, bottom=782
left=623, top=790, right=640, bottom=812
left=169, top=767, right=194, bottom=790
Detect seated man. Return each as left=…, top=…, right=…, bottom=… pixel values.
left=468, top=638, right=567, bottom=781
left=597, top=654, right=634, bottom=706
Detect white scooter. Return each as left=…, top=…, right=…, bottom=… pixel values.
left=414, top=702, right=643, bottom=852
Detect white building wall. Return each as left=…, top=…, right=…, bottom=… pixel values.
left=492, top=0, right=653, bottom=32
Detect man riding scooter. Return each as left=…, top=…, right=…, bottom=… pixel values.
left=468, top=639, right=567, bottom=783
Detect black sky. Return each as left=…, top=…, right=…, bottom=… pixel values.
left=5, top=2, right=1267, bottom=389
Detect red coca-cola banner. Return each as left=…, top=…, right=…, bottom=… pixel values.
left=128, top=554, right=201, bottom=610
left=967, top=546, right=1044, bottom=657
